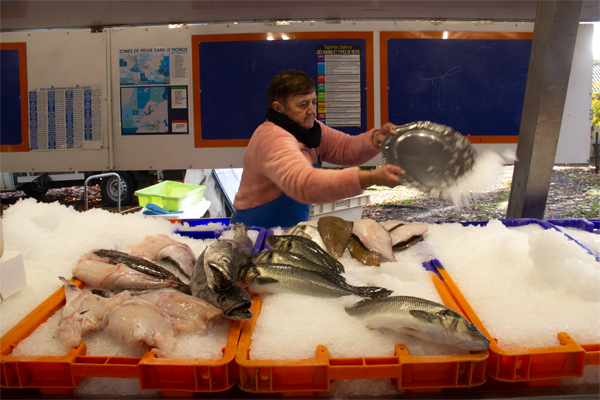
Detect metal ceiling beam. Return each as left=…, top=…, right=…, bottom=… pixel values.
left=506, top=0, right=583, bottom=219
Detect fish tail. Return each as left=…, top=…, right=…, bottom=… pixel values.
left=354, top=286, right=393, bottom=298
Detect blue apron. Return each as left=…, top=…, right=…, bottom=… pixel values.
left=231, top=154, right=321, bottom=229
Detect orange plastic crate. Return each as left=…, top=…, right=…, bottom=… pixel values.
left=235, top=271, right=489, bottom=396
left=0, top=278, right=241, bottom=396
left=431, top=259, right=599, bottom=384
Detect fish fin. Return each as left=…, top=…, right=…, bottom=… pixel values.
left=256, top=277, right=279, bottom=285
left=409, top=310, right=438, bottom=323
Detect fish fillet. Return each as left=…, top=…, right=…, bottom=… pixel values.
left=352, top=219, right=396, bottom=262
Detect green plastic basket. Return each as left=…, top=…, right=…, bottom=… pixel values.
left=134, top=181, right=206, bottom=212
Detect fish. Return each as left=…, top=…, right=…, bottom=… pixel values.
left=102, top=298, right=177, bottom=358
left=282, top=224, right=314, bottom=239
left=317, top=216, right=354, bottom=259
left=93, top=249, right=187, bottom=285
left=203, top=223, right=253, bottom=292
left=124, top=234, right=185, bottom=261
left=251, top=250, right=346, bottom=281
left=265, top=235, right=345, bottom=274
left=73, top=252, right=191, bottom=294
left=345, top=296, right=490, bottom=351
left=347, top=235, right=381, bottom=266
left=352, top=219, right=396, bottom=262
left=380, top=220, right=408, bottom=231
left=190, top=250, right=253, bottom=320
left=156, top=244, right=196, bottom=279
left=389, top=223, right=428, bottom=247
left=393, top=235, right=423, bottom=251
left=238, top=263, right=392, bottom=299
left=137, top=291, right=222, bottom=333
left=58, top=277, right=133, bottom=348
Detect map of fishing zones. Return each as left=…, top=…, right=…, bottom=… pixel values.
left=121, top=87, right=169, bottom=134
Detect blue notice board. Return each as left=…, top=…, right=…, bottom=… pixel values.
left=1, top=43, right=29, bottom=151
left=192, top=32, right=373, bottom=147
left=383, top=33, right=532, bottom=142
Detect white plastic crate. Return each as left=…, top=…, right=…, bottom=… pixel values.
left=309, top=193, right=370, bottom=221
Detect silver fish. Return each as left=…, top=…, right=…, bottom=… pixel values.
left=238, top=263, right=392, bottom=298
left=203, top=223, right=253, bottom=292
left=345, top=296, right=490, bottom=351
left=251, top=250, right=346, bottom=282
left=190, top=250, right=253, bottom=320
left=265, top=235, right=345, bottom=274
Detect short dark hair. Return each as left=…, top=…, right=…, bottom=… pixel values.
left=267, top=70, right=316, bottom=108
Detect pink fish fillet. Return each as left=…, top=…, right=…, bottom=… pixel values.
left=72, top=252, right=186, bottom=291
left=390, top=223, right=429, bottom=246
left=157, top=244, right=196, bottom=278
left=353, top=219, right=397, bottom=262
left=124, top=234, right=185, bottom=261
left=58, top=276, right=133, bottom=348
left=137, top=292, right=222, bottom=333
left=102, top=299, right=177, bottom=358
left=379, top=220, right=408, bottom=231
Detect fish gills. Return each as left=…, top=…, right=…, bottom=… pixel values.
left=265, top=235, right=345, bottom=273
left=348, top=235, right=381, bottom=266
left=317, top=216, right=354, bottom=259
left=345, top=296, right=490, bottom=351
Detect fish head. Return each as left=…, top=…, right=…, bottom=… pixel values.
left=438, top=310, right=490, bottom=351
left=204, top=253, right=235, bottom=292
left=237, top=265, right=259, bottom=284
left=217, top=286, right=253, bottom=320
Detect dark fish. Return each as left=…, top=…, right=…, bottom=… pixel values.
left=203, top=223, right=253, bottom=292
left=318, top=216, right=354, bottom=259
left=348, top=235, right=381, bottom=266
left=345, top=296, right=490, bottom=351
left=93, top=249, right=186, bottom=284
left=265, top=235, right=345, bottom=274
left=251, top=250, right=346, bottom=282
left=238, top=263, right=392, bottom=299
left=190, top=250, right=253, bottom=320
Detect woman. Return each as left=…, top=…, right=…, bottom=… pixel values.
left=230, top=69, right=404, bottom=228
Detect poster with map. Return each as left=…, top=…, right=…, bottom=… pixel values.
left=120, top=86, right=188, bottom=135
left=119, top=47, right=188, bottom=86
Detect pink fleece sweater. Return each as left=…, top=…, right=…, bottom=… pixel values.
left=233, top=120, right=380, bottom=210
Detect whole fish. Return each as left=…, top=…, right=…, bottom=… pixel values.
left=251, top=250, right=346, bottom=281
left=238, top=263, right=392, bottom=298
left=345, top=296, right=490, bottom=351
left=318, top=216, right=354, bottom=259
left=265, top=235, right=345, bottom=274
left=93, top=249, right=187, bottom=285
left=353, top=219, right=396, bottom=262
left=73, top=253, right=191, bottom=294
left=348, top=235, right=381, bottom=266
left=190, top=250, right=253, bottom=320
left=203, top=223, right=253, bottom=292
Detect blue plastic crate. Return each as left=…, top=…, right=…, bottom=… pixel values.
left=176, top=218, right=265, bottom=255
left=546, top=218, right=595, bottom=232
left=589, top=219, right=600, bottom=233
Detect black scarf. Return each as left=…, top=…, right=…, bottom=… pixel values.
left=266, top=107, right=322, bottom=149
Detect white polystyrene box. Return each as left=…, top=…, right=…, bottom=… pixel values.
left=0, top=251, right=27, bottom=301
left=309, top=194, right=371, bottom=221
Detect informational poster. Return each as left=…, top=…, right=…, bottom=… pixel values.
left=120, top=86, right=189, bottom=135
left=119, top=47, right=189, bottom=135
left=28, top=85, right=103, bottom=150
left=316, top=44, right=361, bottom=128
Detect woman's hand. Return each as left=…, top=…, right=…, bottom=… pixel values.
left=372, top=122, right=398, bottom=148
left=359, top=164, right=405, bottom=189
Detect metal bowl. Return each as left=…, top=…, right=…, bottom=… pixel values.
left=381, top=121, right=475, bottom=195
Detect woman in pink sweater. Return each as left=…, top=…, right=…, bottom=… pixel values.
left=230, top=70, right=404, bottom=229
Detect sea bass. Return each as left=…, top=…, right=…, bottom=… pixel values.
left=265, top=235, right=345, bottom=274
left=251, top=250, right=346, bottom=281
left=203, top=223, right=253, bottom=292
left=345, top=296, right=490, bottom=351
left=238, top=263, right=392, bottom=298
left=190, top=249, right=253, bottom=320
